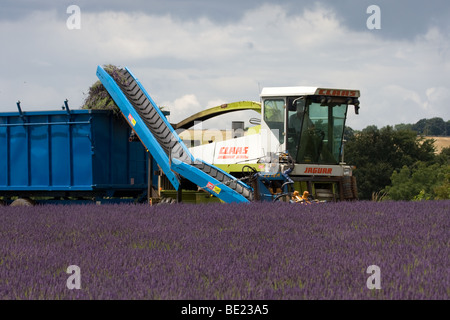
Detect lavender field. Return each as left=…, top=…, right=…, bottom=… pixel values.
left=0, top=200, right=448, bottom=300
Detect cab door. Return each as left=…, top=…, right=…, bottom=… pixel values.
left=261, top=98, right=286, bottom=156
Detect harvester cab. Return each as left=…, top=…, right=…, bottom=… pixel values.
left=259, top=87, right=360, bottom=201
left=261, top=87, right=360, bottom=165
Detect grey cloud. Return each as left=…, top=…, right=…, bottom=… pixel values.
left=2, top=0, right=450, bottom=40
left=0, top=1, right=449, bottom=130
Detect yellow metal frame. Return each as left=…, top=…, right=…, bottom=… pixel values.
left=173, top=101, right=261, bottom=130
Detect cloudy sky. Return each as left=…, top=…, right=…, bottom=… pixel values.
left=0, top=0, right=449, bottom=130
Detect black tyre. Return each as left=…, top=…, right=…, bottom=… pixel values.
left=342, top=176, right=354, bottom=199
left=10, top=198, right=35, bottom=207
left=157, top=197, right=176, bottom=205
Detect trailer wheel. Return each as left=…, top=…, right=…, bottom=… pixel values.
left=10, top=198, right=35, bottom=207
left=157, top=197, right=176, bottom=205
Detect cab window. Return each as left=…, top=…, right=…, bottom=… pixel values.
left=263, top=99, right=285, bottom=145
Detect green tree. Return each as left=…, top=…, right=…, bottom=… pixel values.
left=435, top=147, right=450, bottom=165
left=412, top=117, right=448, bottom=136
left=433, top=147, right=450, bottom=199
left=426, top=117, right=446, bottom=135
left=343, top=126, right=355, bottom=141
left=384, top=165, right=416, bottom=200
left=434, top=166, right=450, bottom=199
left=345, top=126, right=436, bottom=199
left=384, top=162, right=449, bottom=200
left=394, top=123, right=413, bottom=131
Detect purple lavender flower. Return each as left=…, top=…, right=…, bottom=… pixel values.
left=0, top=200, right=448, bottom=300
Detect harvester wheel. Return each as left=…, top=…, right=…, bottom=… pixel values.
left=342, top=176, right=354, bottom=200
left=351, top=176, right=358, bottom=199
left=10, top=198, right=35, bottom=207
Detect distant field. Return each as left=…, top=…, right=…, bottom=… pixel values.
left=427, top=136, right=450, bottom=153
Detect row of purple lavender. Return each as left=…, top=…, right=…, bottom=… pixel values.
left=0, top=200, right=448, bottom=299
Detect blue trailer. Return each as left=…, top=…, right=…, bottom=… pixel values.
left=0, top=105, right=157, bottom=205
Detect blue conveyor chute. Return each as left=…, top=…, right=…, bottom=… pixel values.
left=96, top=65, right=253, bottom=203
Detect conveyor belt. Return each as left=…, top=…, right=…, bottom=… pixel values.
left=192, top=160, right=253, bottom=200
left=116, top=69, right=192, bottom=163
left=97, top=66, right=254, bottom=202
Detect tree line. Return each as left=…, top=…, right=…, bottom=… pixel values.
left=394, top=117, right=450, bottom=136
left=344, top=119, right=449, bottom=201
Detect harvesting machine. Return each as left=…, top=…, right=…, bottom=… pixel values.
left=96, top=66, right=360, bottom=203
left=180, top=88, right=360, bottom=202
left=0, top=66, right=359, bottom=205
